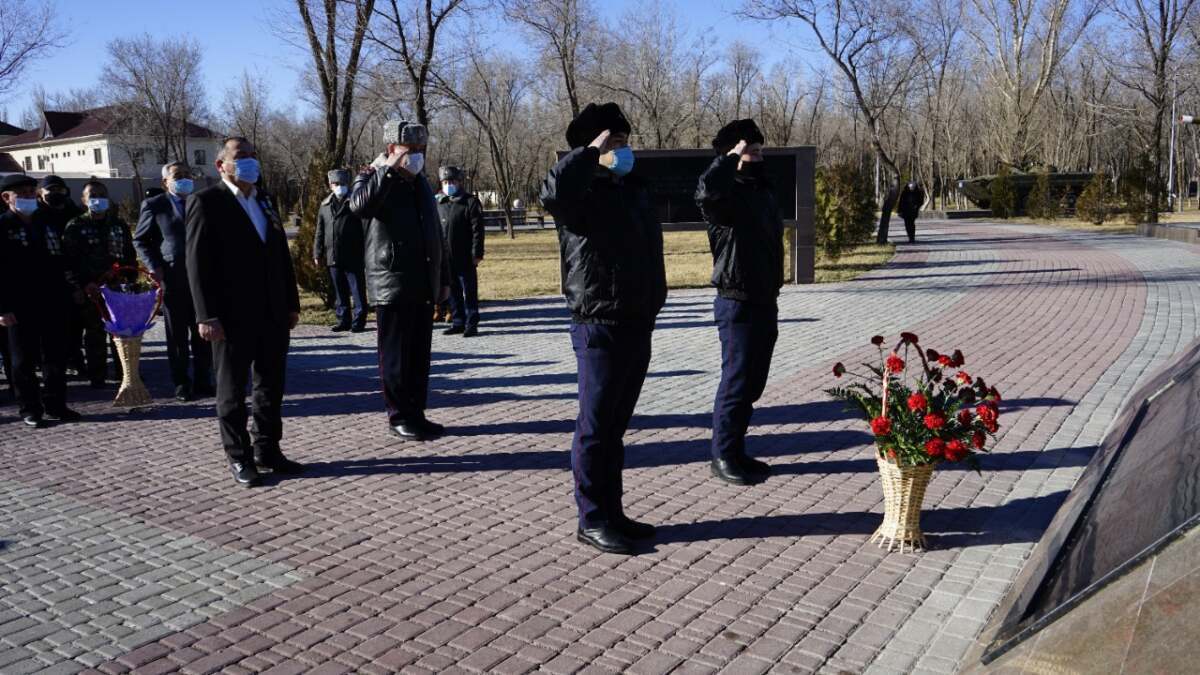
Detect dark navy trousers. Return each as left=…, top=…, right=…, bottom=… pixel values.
left=711, top=297, right=778, bottom=461
left=377, top=301, right=433, bottom=426
left=330, top=266, right=369, bottom=328
left=449, top=265, right=480, bottom=328
left=570, top=322, right=652, bottom=529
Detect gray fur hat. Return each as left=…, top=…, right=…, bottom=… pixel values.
left=327, top=169, right=351, bottom=184
left=438, top=166, right=463, bottom=182
left=383, top=119, right=429, bottom=147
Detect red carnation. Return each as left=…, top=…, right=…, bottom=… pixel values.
left=957, top=409, right=973, bottom=426
left=976, top=404, right=998, bottom=424
left=870, top=416, right=892, bottom=436
left=988, top=386, right=1002, bottom=402
left=885, top=353, right=905, bottom=373
left=925, top=438, right=945, bottom=457
left=937, top=355, right=954, bottom=367
left=871, top=335, right=885, bottom=346
left=952, top=350, right=965, bottom=367
left=900, top=332, right=919, bottom=344
left=833, top=362, right=846, bottom=378
left=924, top=413, right=946, bottom=431
left=884, top=447, right=897, bottom=460
left=907, top=392, right=928, bottom=412
left=972, top=431, right=986, bottom=449
left=984, top=419, right=999, bottom=433
left=945, top=439, right=968, bottom=461
left=956, top=371, right=973, bottom=385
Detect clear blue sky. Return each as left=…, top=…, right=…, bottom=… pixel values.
left=7, top=0, right=797, bottom=128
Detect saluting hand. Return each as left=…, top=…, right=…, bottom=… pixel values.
left=589, top=130, right=612, bottom=152
left=199, top=319, right=225, bottom=342
left=729, top=139, right=748, bottom=157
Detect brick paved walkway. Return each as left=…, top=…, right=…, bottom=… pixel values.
left=3, top=221, right=1199, bottom=674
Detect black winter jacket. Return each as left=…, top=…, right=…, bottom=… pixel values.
left=540, top=146, right=666, bottom=326
left=898, top=185, right=925, bottom=219
left=695, top=155, right=784, bottom=304
left=350, top=165, right=449, bottom=306
left=314, top=193, right=365, bottom=269
left=436, top=192, right=485, bottom=270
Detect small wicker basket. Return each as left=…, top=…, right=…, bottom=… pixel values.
left=870, top=455, right=935, bottom=553
left=112, top=336, right=152, bottom=408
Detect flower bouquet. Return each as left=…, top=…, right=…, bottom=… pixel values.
left=95, top=264, right=162, bottom=408
left=827, top=332, right=1001, bottom=552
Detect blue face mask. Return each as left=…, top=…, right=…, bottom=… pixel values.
left=443, top=183, right=459, bottom=196
left=13, top=197, right=38, bottom=216
left=233, top=157, right=260, bottom=184
left=172, top=178, right=194, bottom=195
left=88, top=197, right=109, bottom=213
left=607, top=146, right=635, bottom=176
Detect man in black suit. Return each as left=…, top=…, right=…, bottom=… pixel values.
left=135, top=161, right=213, bottom=401
left=186, top=137, right=304, bottom=487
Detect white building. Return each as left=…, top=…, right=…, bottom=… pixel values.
left=0, top=108, right=223, bottom=180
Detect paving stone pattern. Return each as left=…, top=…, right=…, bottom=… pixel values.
left=1, top=222, right=1197, bottom=674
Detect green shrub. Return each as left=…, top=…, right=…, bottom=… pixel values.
left=1026, top=169, right=1058, bottom=221
left=1119, top=155, right=1154, bottom=225
left=989, top=165, right=1016, bottom=218
left=815, top=162, right=876, bottom=259
left=1075, top=172, right=1112, bottom=225
left=291, top=159, right=333, bottom=306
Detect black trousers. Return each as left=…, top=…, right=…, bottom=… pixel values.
left=448, top=264, right=480, bottom=328
left=377, top=301, right=433, bottom=425
left=903, top=216, right=917, bottom=242
left=569, top=322, right=652, bottom=528
left=80, top=302, right=113, bottom=383
left=330, top=265, right=369, bottom=328
left=212, top=323, right=289, bottom=461
left=162, top=262, right=211, bottom=389
left=5, top=306, right=69, bottom=417
left=711, top=297, right=778, bottom=461
left=0, top=327, right=12, bottom=398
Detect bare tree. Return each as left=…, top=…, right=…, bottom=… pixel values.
left=0, top=1, right=66, bottom=98
left=367, top=0, right=473, bottom=127
left=755, top=60, right=807, bottom=145
left=224, top=71, right=273, bottom=149
left=727, top=41, right=762, bottom=120
left=503, top=0, right=594, bottom=118
left=743, top=0, right=922, bottom=240
left=100, top=34, right=207, bottom=163
left=288, top=0, right=376, bottom=166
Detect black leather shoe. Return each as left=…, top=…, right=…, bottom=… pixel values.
left=45, top=408, right=82, bottom=422
left=739, top=455, right=771, bottom=477
left=331, top=323, right=351, bottom=332
left=417, top=419, right=445, bottom=437
left=711, top=457, right=758, bottom=486
left=22, top=415, right=48, bottom=429
left=229, top=460, right=261, bottom=487
left=255, top=454, right=306, bottom=475
left=443, top=325, right=465, bottom=335
left=390, top=422, right=430, bottom=441
left=194, top=383, right=216, bottom=398
left=613, top=514, right=656, bottom=540
left=351, top=324, right=367, bottom=333
left=462, top=325, right=478, bottom=338
left=577, top=526, right=634, bottom=554
left=175, top=385, right=194, bottom=402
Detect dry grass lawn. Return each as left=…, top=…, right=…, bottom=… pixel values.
left=298, top=229, right=896, bottom=324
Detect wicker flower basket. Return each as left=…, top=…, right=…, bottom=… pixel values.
left=112, top=336, right=152, bottom=408
left=870, top=455, right=935, bottom=553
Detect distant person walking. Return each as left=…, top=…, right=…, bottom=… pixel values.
left=314, top=168, right=368, bottom=333
left=436, top=166, right=485, bottom=337
left=898, top=182, right=926, bottom=244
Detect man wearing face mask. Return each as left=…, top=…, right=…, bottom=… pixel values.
left=350, top=120, right=450, bottom=441
left=187, top=137, right=304, bottom=487
left=38, top=175, right=87, bottom=375
left=314, top=169, right=368, bottom=333
left=0, top=174, right=82, bottom=427
left=897, top=181, right=925, bottom=244
left=540, top=102, right=667, bottom=555
left=64, top=180, right=137, bottom=389
left=696, top=119, right=783, bottom=486
left=436, top=166, right=484, bottom=337
left=135, top=161, right=213, bottom=401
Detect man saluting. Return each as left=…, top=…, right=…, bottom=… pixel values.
left=540, top=102, right=667, bottom=555
left=186, top=136, right=304, bottom=487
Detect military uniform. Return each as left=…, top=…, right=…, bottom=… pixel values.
left=436, top=183, right=484, bottom=332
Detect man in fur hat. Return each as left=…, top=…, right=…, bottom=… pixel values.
left=696, top=118, right=782, bottom=486
left=540, top=102, right=667, bottom=555
left=436, top=165, right=485, bottom=337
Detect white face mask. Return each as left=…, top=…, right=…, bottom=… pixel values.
left=333, top=185, right=349, bottom=198
left=401, top=152, right=424, bottom=175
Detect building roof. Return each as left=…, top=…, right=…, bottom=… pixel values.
left=0, top=121, right=24, bottom=137
left=0, top=107, right=218, bottom=149
left=0, top=153, right=23, bottom=173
